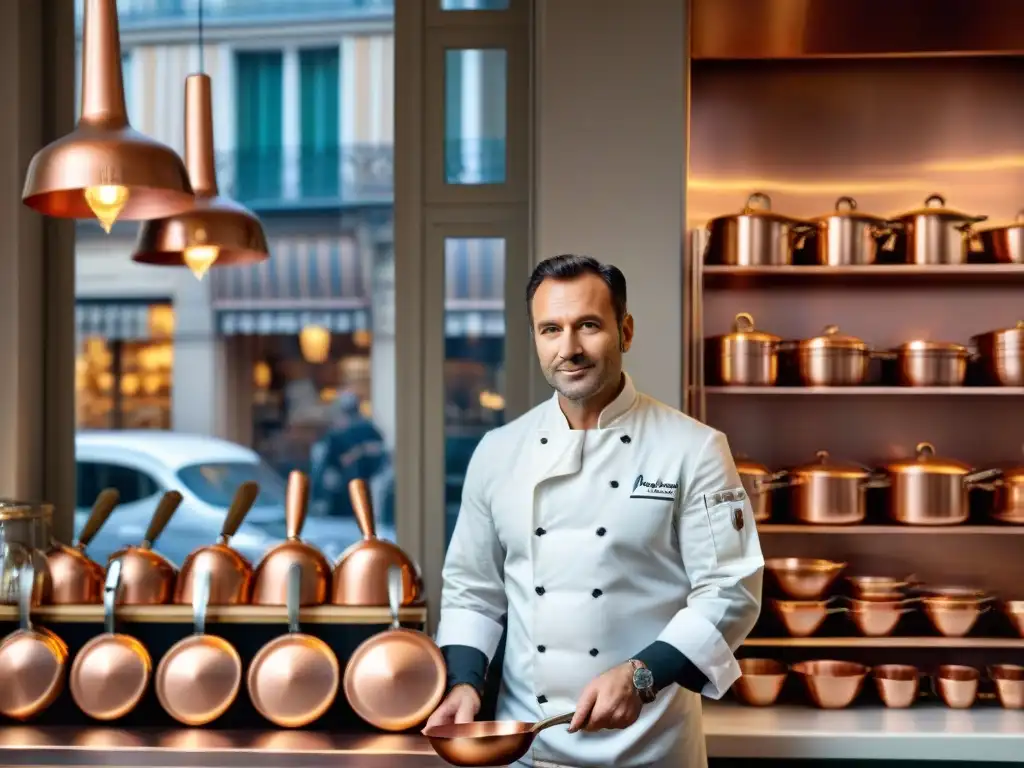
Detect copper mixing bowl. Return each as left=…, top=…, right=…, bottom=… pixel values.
left=933, top=665, right=979, bottom=709
left=846, top=575, right=911, bottom=598
left=771, top=599, right=836, bottom=637
left=1004, top=600, right=1024, bottom=637
left=989, top=663, right=1024, bottom=710
left=873, top=664, right=920, bottom=708
left=733, top=658, right=788, bottom=706
left=922, top=596, right=985, bottom=637
left=846, top=597, right=911, bottom=637
left=791, top=660, right=868, bottom=709
left=765, top=558, right=846, bottom=600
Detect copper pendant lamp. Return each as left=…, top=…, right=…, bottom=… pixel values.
left=22, top=0, right=194, bottom=232
left=132, top=73, right=270, bottom=280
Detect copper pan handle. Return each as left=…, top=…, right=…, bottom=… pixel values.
left=78, top=488, right=120, bottom=548
left=192, top=564, right=211, bottom=636
left=284, top=471, right=310, bottom=541
left=143, top=491, right=183, bottom=549
left=348, top=478, right=377, bottom=541
left=530, top=711, right=575, bottom=733
left=104, top=559, right=123, bottom=635
left=221, top=481, right=260, bottom=541
left=387, top=565, right=403, bottom=630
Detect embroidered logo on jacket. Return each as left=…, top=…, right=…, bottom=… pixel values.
left=630, top=474, right=678, bottom=500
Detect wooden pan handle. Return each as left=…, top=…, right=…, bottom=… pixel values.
left=285, top=471, right=310, bottom=540
left=348, top=479, right=376, bottom=541
left=78, top=488, right=120, bottom=547
left=143, top=491, right=183, bottom=548
left=221, top=481, right=260, bottom=540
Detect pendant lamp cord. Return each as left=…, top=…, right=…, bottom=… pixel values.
left=197, top=0, right=205, bottom=73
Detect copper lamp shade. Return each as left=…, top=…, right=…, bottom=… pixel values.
left=22, top=0, right=194, bottom=229
left=132, top=74, right=269, bottom=277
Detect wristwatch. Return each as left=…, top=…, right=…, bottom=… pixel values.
left=629, top=659, right=656, bottom=703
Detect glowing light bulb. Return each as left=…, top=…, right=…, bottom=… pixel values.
left=83, top=185, right=130, bottom=233
left=183, top=245, right=220, bottom=280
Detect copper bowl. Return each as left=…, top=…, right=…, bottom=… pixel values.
left=791, top=660, right=868, bottom=709
left=933, top=665, right=979, bottom=709
left=732, top=658, right=788, bottom=706
left=846, top=575, right=910, bottom=598
left=847, top=597, right=911, bottom=637
left=1004, top=600, right=1024, bottom=637
left=771, top=599, right=840, bottom=637
left=989, top=664, right=1024, bottom=710
left=765, top=558, right=846, bottom=600
left=873, top=664, right=919, bottom=708
left=922, top=596, right=986, bottom=637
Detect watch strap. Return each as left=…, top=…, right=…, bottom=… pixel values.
left=629, top=659, right=657, bottom=703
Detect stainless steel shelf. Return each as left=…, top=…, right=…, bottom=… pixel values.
left=704, top=386, right=1024, bottom=396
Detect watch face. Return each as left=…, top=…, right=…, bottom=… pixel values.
left=633, top=667, right=654, bottom=690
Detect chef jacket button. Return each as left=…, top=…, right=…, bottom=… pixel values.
left=537, top=645, right=546, bottom=652
left=596, top=527, right=606, bottom=536
left=540, top=437, right=548, bottom=445
left=592, top=588, right=603, bottom=598
left=537, top=695, right=547, bottom=704
left=589, top=648, right=599, bottom=657
left=535, top=527, right=546, bottom=536
left=620, top=435, right=631, bottom=444
left=609, top=480, right=619, bottom=488
left=535, top=586, right=546, bottom=596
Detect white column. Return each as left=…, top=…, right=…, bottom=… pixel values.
left=282, top=46, right=301, bottom=200
left=458, top=49, right=485, bottom=183
left=171, top=274, right=219, bottom=436
left=365, top=224, right=396, bottom=449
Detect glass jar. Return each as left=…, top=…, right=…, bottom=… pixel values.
left=0, top=500, right=54, bottom=605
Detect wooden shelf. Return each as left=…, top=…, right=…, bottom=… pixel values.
left=1, top=603, right=428, bottom=625
left=758, top=524, right=1024, bottom=534
left=704, top=386, right=1024, bottom=396
left=744, top=636, right=1024, bottom=648
left=703, top=263, right=1024, bottom=287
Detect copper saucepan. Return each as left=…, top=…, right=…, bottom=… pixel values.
left=48, top=488, right=120, bottom=604
left=69, top=559, right=153, bottom=721
left=110, top=490, right=183, bottom=604
left=251, top=471, right=331, bottom=606
left=344, top=565, right=445, bottom=731
left=332, top=478, right=423, bottom=606
left=425, top=711, right=576, bottom=767
left=247, top=562, right=340, bottom=728
left=175, top=481, right=260, bottom=605
left=156, top=564, right=242, bottom=726
left=0, top=565, right=69, bottom=720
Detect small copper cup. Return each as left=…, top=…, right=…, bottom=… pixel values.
left=989, top=664, right=1024, bottom=710
left=733, top=658, right=788, bottom=706
left=873, top=664, right=919, bottom=708
left=933, top=665, right=980, bottom=709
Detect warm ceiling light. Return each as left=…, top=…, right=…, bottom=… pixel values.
left=299, top=325, right=332, bottom=364
left=22, top=0, right=193, bottom=230
left=131, top=73, right=269, bottom=279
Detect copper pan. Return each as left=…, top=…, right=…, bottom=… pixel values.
left=425, top=711, right=576, bottom=768
left=109, top=490, right=183, bottom=605
left=247, top=562, right=340, bottom=728
left=69, top=559, right=153, bottom=721
left=48, top=488, right=120, bottom=605
left=156, top=564, right=242, bottom=726
left=344, top=565, right=445, bottom=731
left=175, top=481, right=259, bottom=605
left=0, top=565, right=68, bottom=720
left=331, top=479, right=422, bottom=606
left=251, top=471, right=331, bottom=606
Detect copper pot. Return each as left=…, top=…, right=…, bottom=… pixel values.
left=251, top=471, right=331, bottom=606
left=789, top=325, right=873, bottom=387
left=175, top=481, right=260, bottom=606
left=974, top=211, right=1024, bottom=264
left=893, top=194, right=987, bottom=265
left=880, top=442, right=999, bottom=526
left=932, top=665, right=980, bottom=708
left=811, top=196, right=896, bottom=266
left=922, top=596, right=988, bottom=637
left=771, top=598, right=844, bottom=637
left=705, top=312, right=781, bottom=387
left=109, top=491, right=183, bottom=605
left=733, top=658, right=788, bottom=707
left=705, top=192, right=814, bottom=266
left=331, top=479, right=422, bottom=607
left=791, top=660, right=869, bottom=709
left=1004, top=600, right=1024, bottom=637
left=47, top=489, right=120, bottom=605
left=988, top=664, right=1024, bottom=710
left=971, top=321, right=1024, bottom=387
left=985, top=455, right=1024, bottom=524
left=873, top=665, right=920, bottom=709
left=886, top=340, right=969, bottom=387
left=735, top=455, right=787, bottom=523
left=784, top=450, right=888, bottom=525
left=845, top=597, right=913, bottom=637
left=764, top=557, right=846, bottom=600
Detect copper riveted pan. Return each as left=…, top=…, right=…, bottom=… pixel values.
left=247, top=562, right=340, bottom=728
left=175, top=481, right=260, bottom=605
left=0, top=565, right=69, bottom=720
left=425, top=711, right=576, bottom=768
left=344, top=565, right=445, bottom=731
left=48, top=488, right=120, bottom=604
left=332, top=479, right=423, bottom=606
left=251, top=471, right=331, bottom=606
left=705, top=312, right=781, bottom=387
left=971, top=320, right=1024, bottom=387
left=70, top=559, right=153, bottom=721
left=156, top=564, right=242, bottom=726
left=110, top=490, right=183, bottom=604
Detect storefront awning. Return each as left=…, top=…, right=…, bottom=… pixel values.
left=75, top=300, right=165, bottom=341
left=218, top=308, right=370, bottom=335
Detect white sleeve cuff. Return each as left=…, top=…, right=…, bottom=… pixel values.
left=656, top=608, right=741, bottom=699
left=435, top=608, right=505, bottom=662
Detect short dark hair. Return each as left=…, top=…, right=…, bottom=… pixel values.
left=526, top=254, right=628, bottom=325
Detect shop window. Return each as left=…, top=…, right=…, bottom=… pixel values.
left=76, top=462, right=161, bottom=508
left=444, top=48, right=508, bottom=185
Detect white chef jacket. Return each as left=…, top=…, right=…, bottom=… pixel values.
left=436, top=373, right=764, bottom=768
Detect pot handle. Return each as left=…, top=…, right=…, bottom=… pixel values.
left=733, top=312, right=756, bottom=333
left=964, top=468, right=1002, bottom=487
left=834, top=196, right=857, bottom=212
left=871, top=350, right=897, bottom=360
left=825, top=607, right=848, bottom=616
left=916, top=442, right=936, bottom=458
left=743, top=192, right=772, bottom=213
left=925, top=194, right=946, bottom=209
left=861, top=472, right=891, bottom=490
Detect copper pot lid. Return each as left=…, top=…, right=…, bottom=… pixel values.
left=975, top=210, right=1024, bottom=233
left=790, top=450, right=871, bottom=479
left=882, top=442, right=974, bottom=476
left=894, top=194, right=987, bottom=224
left=799, top=325, right=868, bottom=351
left=735, top=454, right=772, bottom=478
left=971, top=320, right=1024, bottom=348
left=892, top=340, right=968, bottom=355
left=711, top=312, right=780, bottom=344
left=812, top=196, right=889, bottom=224
left=709, top=192, right=812, bottom=227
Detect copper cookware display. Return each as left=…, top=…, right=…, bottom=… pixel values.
left=921, top=596, right=988, bottom=638
left=47, top=489, right=119, bottom=605
left=988, top=664, right=1024, bottom=710
left=873, top=664, right=920, bottom=709
left=69, top=559, right=153, bottom=721
left=156, top=564, right=242, bottom=726
left=931, top=665, right=980, bottom=709
left=343, top=565, right=445, bottom=731
left=247, top=562, right=340, bottom=728
left=784, top=449, right=888, bottom=525
left=771, top=598, right=844, bottom=637
left=975, top=212, right=1024, bottom=264
left=971, top=320, right=1024, bottom=387
left=251, top=471, right=331, bottom=606
left=764, top=557, right=846, bottom=600
left=886, top=340, right=969, bottom=387
left=732, top=658, right=788, bottom=706
left=705, top=192, right=814, bottom=267
left=790, top=660, right=869, bottom=709
left=811, top=196, right=896, bottom=266
left=791, top=325, right=873, bottom=386
left=0, top=565, right=68, bottom=720
left=705, top=312, right=781, bottom=387
left=110, top=490, right=183, bottom=605
left=175, top=481, right=260, bottom=605
left=332, top=479, right=423, bottom=607
left=880, top=442, right=1000, bottom=526
left=735, top=455, right=787, bottom=522
left=892, top=194, right=987, bottom=265
left=844, top=596, right=914, bottom=637
left=425, top=711, right=576, bottom=768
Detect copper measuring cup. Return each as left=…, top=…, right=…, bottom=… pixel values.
left=109, top=490, right=183, bottom=605
left=251, top=471, right=331, bottom=606
left=247, top=562, right=340, bottom=727
left=47, top=488, right=120, bottom=605
left=0, top=564, right=69, bottom=720
left=156, top=564, right=242, bottom=725
left=69, top=559, right=153, bottom=721
left=343, top=564, right=446, bottom=731
left=175, top=481, right=260, bottom=605
left=331, top=478, right=423, bottom=606
left=425, top=711, right=576, bottom=767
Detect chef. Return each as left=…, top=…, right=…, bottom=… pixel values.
left=426, top=254, right=764, bottom=768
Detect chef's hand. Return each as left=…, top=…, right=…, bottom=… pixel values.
left=422, top=684, right=481, bottom=731
left=569, top=662, right=642, bottom=733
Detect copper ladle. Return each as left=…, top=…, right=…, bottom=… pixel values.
left=424, top=711, right=575, bottom=767
left=48, top=488, right=120, bottom=605
left=109, top=490, right=183, bottom=605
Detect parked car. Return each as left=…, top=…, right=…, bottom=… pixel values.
left=75, top=431, right=397, bottom=567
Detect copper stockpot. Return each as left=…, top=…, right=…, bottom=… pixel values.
left=988, top=664, right=1024, bottom=710
left=790, top=325, right=873, bottom=386
left=984, top=451, right=1024, bottom=524
left=1004, top=600, right=1024, bottom=637
left=784, top=450, right=888, bottom=525
left=892, top=194, right=987, bottom=265
left=175, top=481, right=260, bottom=605
left=932, top=665, right=980, bottom=709
left=976, top=212, right=1024, bottom=263
left=47, top=488, right=119, bottom=605
left=886, top=340, right=969, bottom=387
left=735, top=455, right=787, bottom=523
left=108, top=490, right=183, bottom=605
left=971, top=320, right=1024, bottom=387
left=765, top=557, right=846, bottom=600
left=331, top=479, right=422, bottom=606
left=791, top=660, right=869, bottom=709
left=732, top=658, right=788, bottom=706
left=922, top=596, right=988, bottom=637
left=844, top=596, right=913, bottom=637
left=251, top=471, right=331, bottom=606
left=705, top=312, right=780, bottom=387
left=811, top=196, right=896, bottom=266
left=880, top=442, right=1000, bottom=526
left=873, top=665, right=920, bottom=709
left=771, top=598, right=843, bottom=637
left=705, top=192, right=814, bottom=266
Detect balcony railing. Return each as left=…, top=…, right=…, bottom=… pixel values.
left=74, top=0, right=393, bottom=29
